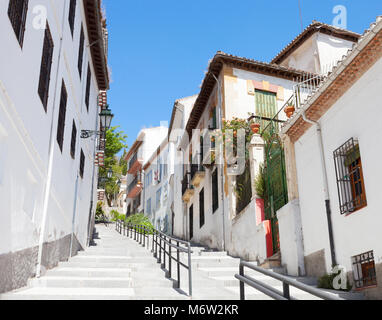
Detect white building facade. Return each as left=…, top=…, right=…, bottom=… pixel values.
left=124, top=126, right=168, bottom=215
left=279, top=17, right=382, bottom=299
left=0, top=0, right=109, bottom=293
left=173, top=22, right=361, bottom=266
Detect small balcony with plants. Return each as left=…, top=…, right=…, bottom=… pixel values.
left=127, top=152, right=143, bottom=175
left=190, top=154, right=205, bottom=188
left=202, top=130, right=216, bottom=169
left=127, top=174, right=143, bottom=199
left=181, top=173, right=194, bottom=203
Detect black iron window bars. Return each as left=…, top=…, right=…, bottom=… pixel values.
left=115, top=220, right=193, bottom=297
left=333, top=138, right=367, bottom=215
left=351, top=250, right=377, bottom=289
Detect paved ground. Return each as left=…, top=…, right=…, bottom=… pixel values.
left=0, top=224, right=365, bottom=300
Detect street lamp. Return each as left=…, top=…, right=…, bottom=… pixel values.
left=107, top=168, right=113, bottom=179
left=81, top=105, right=114, bottom=139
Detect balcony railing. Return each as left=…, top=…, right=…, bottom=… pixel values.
left=128, top=153, right=138, bottom=170
left=127, top=153, right=142, bottom=175
left=127, top=175, right=142, bottom=198
left=182, top=174, right=190, bottom=196
left=182, top=173, right=195, bottom=203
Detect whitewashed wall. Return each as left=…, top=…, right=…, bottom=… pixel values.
left=294, top=55, right=382, bottom=274
left=0, top=0, right=101, bottom=267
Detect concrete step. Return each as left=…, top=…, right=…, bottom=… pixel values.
left=78, top=250, right=152, bottom=257
left=29, top=276, right=134, bottom=288
left=45, top=267, right=132, bottom=278
left=59, top=261, right=159, bottom=269
left=70, top=255, right=156, bottom=264
left=0, top=287, right=136, bottom=300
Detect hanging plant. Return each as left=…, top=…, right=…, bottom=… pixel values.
left=284, top=101, right=295, bottom=118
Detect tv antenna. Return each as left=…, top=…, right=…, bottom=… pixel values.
left=298, top=0, right=304, bottom=31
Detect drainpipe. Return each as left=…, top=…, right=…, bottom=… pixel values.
left=301, top=111, right=337, bottom=267
left=36, top=0, right=67, bottom=278
left=210, top=72, right=226, bottom=251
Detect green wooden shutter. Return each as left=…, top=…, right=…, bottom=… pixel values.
left=255, top=90, right=277, bottom=131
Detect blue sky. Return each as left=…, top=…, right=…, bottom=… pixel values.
left=103, top=0, right=382, bottom=151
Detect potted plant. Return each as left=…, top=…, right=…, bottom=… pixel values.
left=284, top=101, right=295, bottom=118
left=249, top=120, right=261, bottom=134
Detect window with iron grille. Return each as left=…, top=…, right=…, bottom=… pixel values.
left=70, top=120, right=77, bottom=159
left=56, top=81, right=67, bottom=152
left=156, top=188, right=161, bottom=210
left=68, top=0, right=76, bottom=37
left=146, top=198, right=151, bottom=216
left=212, top=169, right=219, bottom=213
left=85, top=64, right=91, bottom=111
left=78, top=25, right=84, bottom=78
left=189, top=204, right=194, bottom=239
left=333, top=138, right=367, bottom=215
left=8, top=0, right=29, bottom=47
left=79, top=149, right=85, bottom=178
left=38, top=23, right=54, bottom=111
left=351, top=251, right=377, bottom=289
left=199, top=188, right=205, bottom=228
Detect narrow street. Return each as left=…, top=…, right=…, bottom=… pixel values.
left=0, top=224, right=364, bottom=300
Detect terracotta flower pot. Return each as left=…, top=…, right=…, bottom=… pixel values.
left=284, top=105, right=295, bottom=118
left=250, top=123, right=260, bottom=134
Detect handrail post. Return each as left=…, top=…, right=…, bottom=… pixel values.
left=188, top=242, right=192, bottom=297
left=169, top=238, right=172, bottom=279
left=283, top=282, right=290, bottom=300
left=177, top=241, right=180, bottom=289
left=155, top=231, right=158, bottom=258
left=163, top=235, right=166, bottom=269
left=143, top=227, right=146, bottom=247
left=134, top=225, right=136, bottom=240
left=152, top=229, right=154, bottom=253
left=239, top=263, right=245, bottom=300
left=159, top=234, right=162, bottom=264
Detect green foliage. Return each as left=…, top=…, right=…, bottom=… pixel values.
left=222, top=117, right=254, bottom=162
left=110, top=210, right=125, bottom=222
left=254, top=163, right=265, bottom=199
left=317, top=267, right=352, bottom=292
left=124, top=213, right=155, bottom=234
left=98, top=126, right=128, bottom=206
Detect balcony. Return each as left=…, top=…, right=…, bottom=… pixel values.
left=202, top=130, right=216, bottom=169
left=190, top=161, right=205, bottom=188
left=127, top=176, right=142, bottom=198
left=127, top=153, right=143, bottom=175
left=182, top=174, right=194, bottom=203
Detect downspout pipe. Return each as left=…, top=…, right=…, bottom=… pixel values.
left=301, top=111, right=337, bottom=267
left=36, top=0, right=67, bottom=278
left=209, top=72, right=226, bottom=251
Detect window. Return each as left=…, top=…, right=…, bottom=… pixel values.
left=78, top=25, right=84, bottom=78
left=70, top=120, right=77, bottom=159
left=38, top=23, right=54, bottom=111
left=156, top=188, right=161, bottom=210
left=212, top=169, right=219, bottom=213
left=79, top=149, right=85, bottom=178
left=8, top=0, right=29, bottom=47
left=333, top=138, right=367, bottom=215
left=68, top=0, right=76, bottom=36
left=56, top=81, right=67, bottom=152
left=352, top=251, right=377, bottom=289
left=189, top=205, right=193, bottom=239
left=146, top=170, right=152, bottom=186
left=146, top=198, right=151, bottom=216
left=199, top=188, right=205, bottom=228
left=85, top=64, right=91, bottom=111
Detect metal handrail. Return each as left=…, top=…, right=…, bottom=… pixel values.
left=115, top=220, right=193, bottom=297
left=235, top=260, right=344, bottom=300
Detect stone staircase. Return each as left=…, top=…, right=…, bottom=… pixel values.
left=0, top=225, right=186, bottom=300
left=0, top=224, right=365, bottom=300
